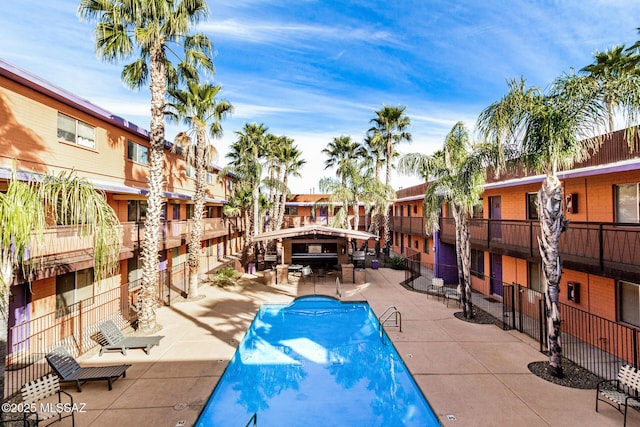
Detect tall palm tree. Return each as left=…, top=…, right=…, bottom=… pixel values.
left=166, top=81, right=233, bottom=298
left=398, top=122, right=487, bottom=319
left=0, top=169, right=121, bottom=400
left=226, top=123, right=269, bottom=266
left=78, top=0, right=214, bottom=332
left=476, top=76, right=614, bottom=377
left=581, top=45, right=640, bottom=132
left=368, top=105, right=412, bottom=252
left=274, top=141, right=306, bottom=231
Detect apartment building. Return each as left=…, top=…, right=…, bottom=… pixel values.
left=1, top=59, right=241, bottom=377
left=391, top=129, right=640, bottom=374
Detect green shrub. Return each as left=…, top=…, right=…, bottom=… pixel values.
left=388, top=256, right=407, bottom=270
left=211, top=267, right=239, bottom=287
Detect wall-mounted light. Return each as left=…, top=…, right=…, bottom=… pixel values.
left=567, top=281, right=580, bottom=303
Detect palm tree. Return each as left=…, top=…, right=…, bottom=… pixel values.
left=581, top=45, right=640, bottom=132
left=399, top=122, right=487, bottom=319
left=0, top=169, right=121, bottom=401
left=368, top=105, right=412, bottom=252
left=78, top=0, right=214, bottom=332
left=274, top=141, right=306, bottom=231
left=476, top=76, right=616, bottom=377
left=166, top=81, right=233, bottom=298
left=226, top=123, right=269, bottom=267
left=322, top=136, right=362, bottom=228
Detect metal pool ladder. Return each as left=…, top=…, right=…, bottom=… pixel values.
left=379, top=306, right=402, bottom=332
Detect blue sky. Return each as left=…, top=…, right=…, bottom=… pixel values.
left=2, top=0, right=640, bottom=193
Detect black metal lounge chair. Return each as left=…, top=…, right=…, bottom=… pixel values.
left=45, top=346, right=130, bottom=392
left=98, top=319, right=163, bottom=356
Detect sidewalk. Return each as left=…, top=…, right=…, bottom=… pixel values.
left=50, top=268, right=638, bottom=426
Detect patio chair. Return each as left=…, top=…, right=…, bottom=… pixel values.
left=429, top=278, right=445, bottom=300
left=301, top=265, right=313, bottom=284
left=444, top=284, right=462, bottom=307
left=98, top=319, right=163, bottom=356
left=45, top=346, right=130, bottom=392
left=20, top=373, right=75, bottom=426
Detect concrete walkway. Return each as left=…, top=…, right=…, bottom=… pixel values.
left=50, top=268, right=638, bottom=426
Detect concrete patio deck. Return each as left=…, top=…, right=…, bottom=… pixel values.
left=45, top=268, right=639, bottom=426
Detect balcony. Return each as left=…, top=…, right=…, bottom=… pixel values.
left=391, top=216, right=429, bottom=237
left=282, top=215, right=371, bottom=231
left=439, top=218, right=640, bottom=282
left=26, top=218, right=231, bottom=269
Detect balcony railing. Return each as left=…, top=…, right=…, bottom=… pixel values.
left=391, top=216, right=428, bottom=237
left=282, top=215, right=370, bottom=231
left=32, top=218, right=231, bottom=257
left=440, top=218, right=640, bottom=281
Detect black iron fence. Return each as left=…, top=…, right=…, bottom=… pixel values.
left=4, top=282, right=134, bottom=399
left=402, top=257, right=640, bottom=381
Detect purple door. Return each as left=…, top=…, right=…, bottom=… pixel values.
left=8, top=283, right=31, bottom=355
left=490, top=253, right=503, bottom=297
left=489, top=196, right=502, bottom=241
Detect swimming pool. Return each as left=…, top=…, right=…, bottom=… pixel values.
left=196, top=296, right=441, bottom=426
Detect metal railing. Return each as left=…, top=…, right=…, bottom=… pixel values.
left=4, top=282, right=134, bottom=400
left=401, top=255, right=640, bottom=381
left=379, top=306, right=402, bottom=333
left=438, top=218, right=640, bottom=281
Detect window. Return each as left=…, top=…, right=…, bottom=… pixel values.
left=407, top=204, right=411, bottom=217
left=471, top=249, right=484, bottom=278
left=186, top=165, right=195, bottom=178
left=127, top=252, right=143, bottom=288
left=57, top=113, right=95, bottom=149
left=172, top=204, right=180, bottom=220
left=528, top=262, right=544, bottom=293
left=473, top=199, right=484, bottom=219
left=284, top=207, right=298, bottom=215
left=615, top=183, right=640, bottom=223
left=526, top=193, right=539, bottom=220
left=186, top=204, right=194, bottom=219
left=423, top=238, right=430, bottom=254
left=407, top=236, right=411, bottom=248
left=127, top=140, right=149, bottom=164
left=127, top=200, right=147, bottom=222
left=56, top=268, right=94, bottom=316
left=413, top=205, right=418, bottom=215
left=207, top=172, right=215, bottom=184
left=619, top=280, right=640, bottom=327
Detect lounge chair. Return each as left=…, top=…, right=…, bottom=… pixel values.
left=45, top=346, right=130, bottom=392
left=98, top=319, right=163, bottom=356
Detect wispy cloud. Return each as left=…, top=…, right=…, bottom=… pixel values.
left=202, top=19, right=400, bottom=47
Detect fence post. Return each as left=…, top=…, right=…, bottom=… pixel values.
left=539, top=298, right=546, bottom=353
left=79, top=299, right=83, bottom=354
left=634, top=329, right=638, bottom=368
left=517, top=283, right=524, bottom=333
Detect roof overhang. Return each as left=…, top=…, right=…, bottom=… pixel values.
left=253, top=225, right=379, bottom=242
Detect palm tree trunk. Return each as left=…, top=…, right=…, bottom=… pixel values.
left=352, top=199, right=360, bottom=231
left=537, top=174, right=567, bottom=378
left=187, top=129, right=207, bottom=299
left=459, top=213, right=473, bottom=319
left=138, top=44, right=166, bottom=333
left=0, top=256, right=13, bottom=401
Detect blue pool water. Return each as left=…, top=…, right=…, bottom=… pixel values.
left=196, top=296, right=440, bottom=426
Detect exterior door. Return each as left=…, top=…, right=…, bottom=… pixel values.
left=489, top=196, right=502, bottom=241
left=490, top=253, right=503, bottom=297
left=8, top=283, right=31, bottom=355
